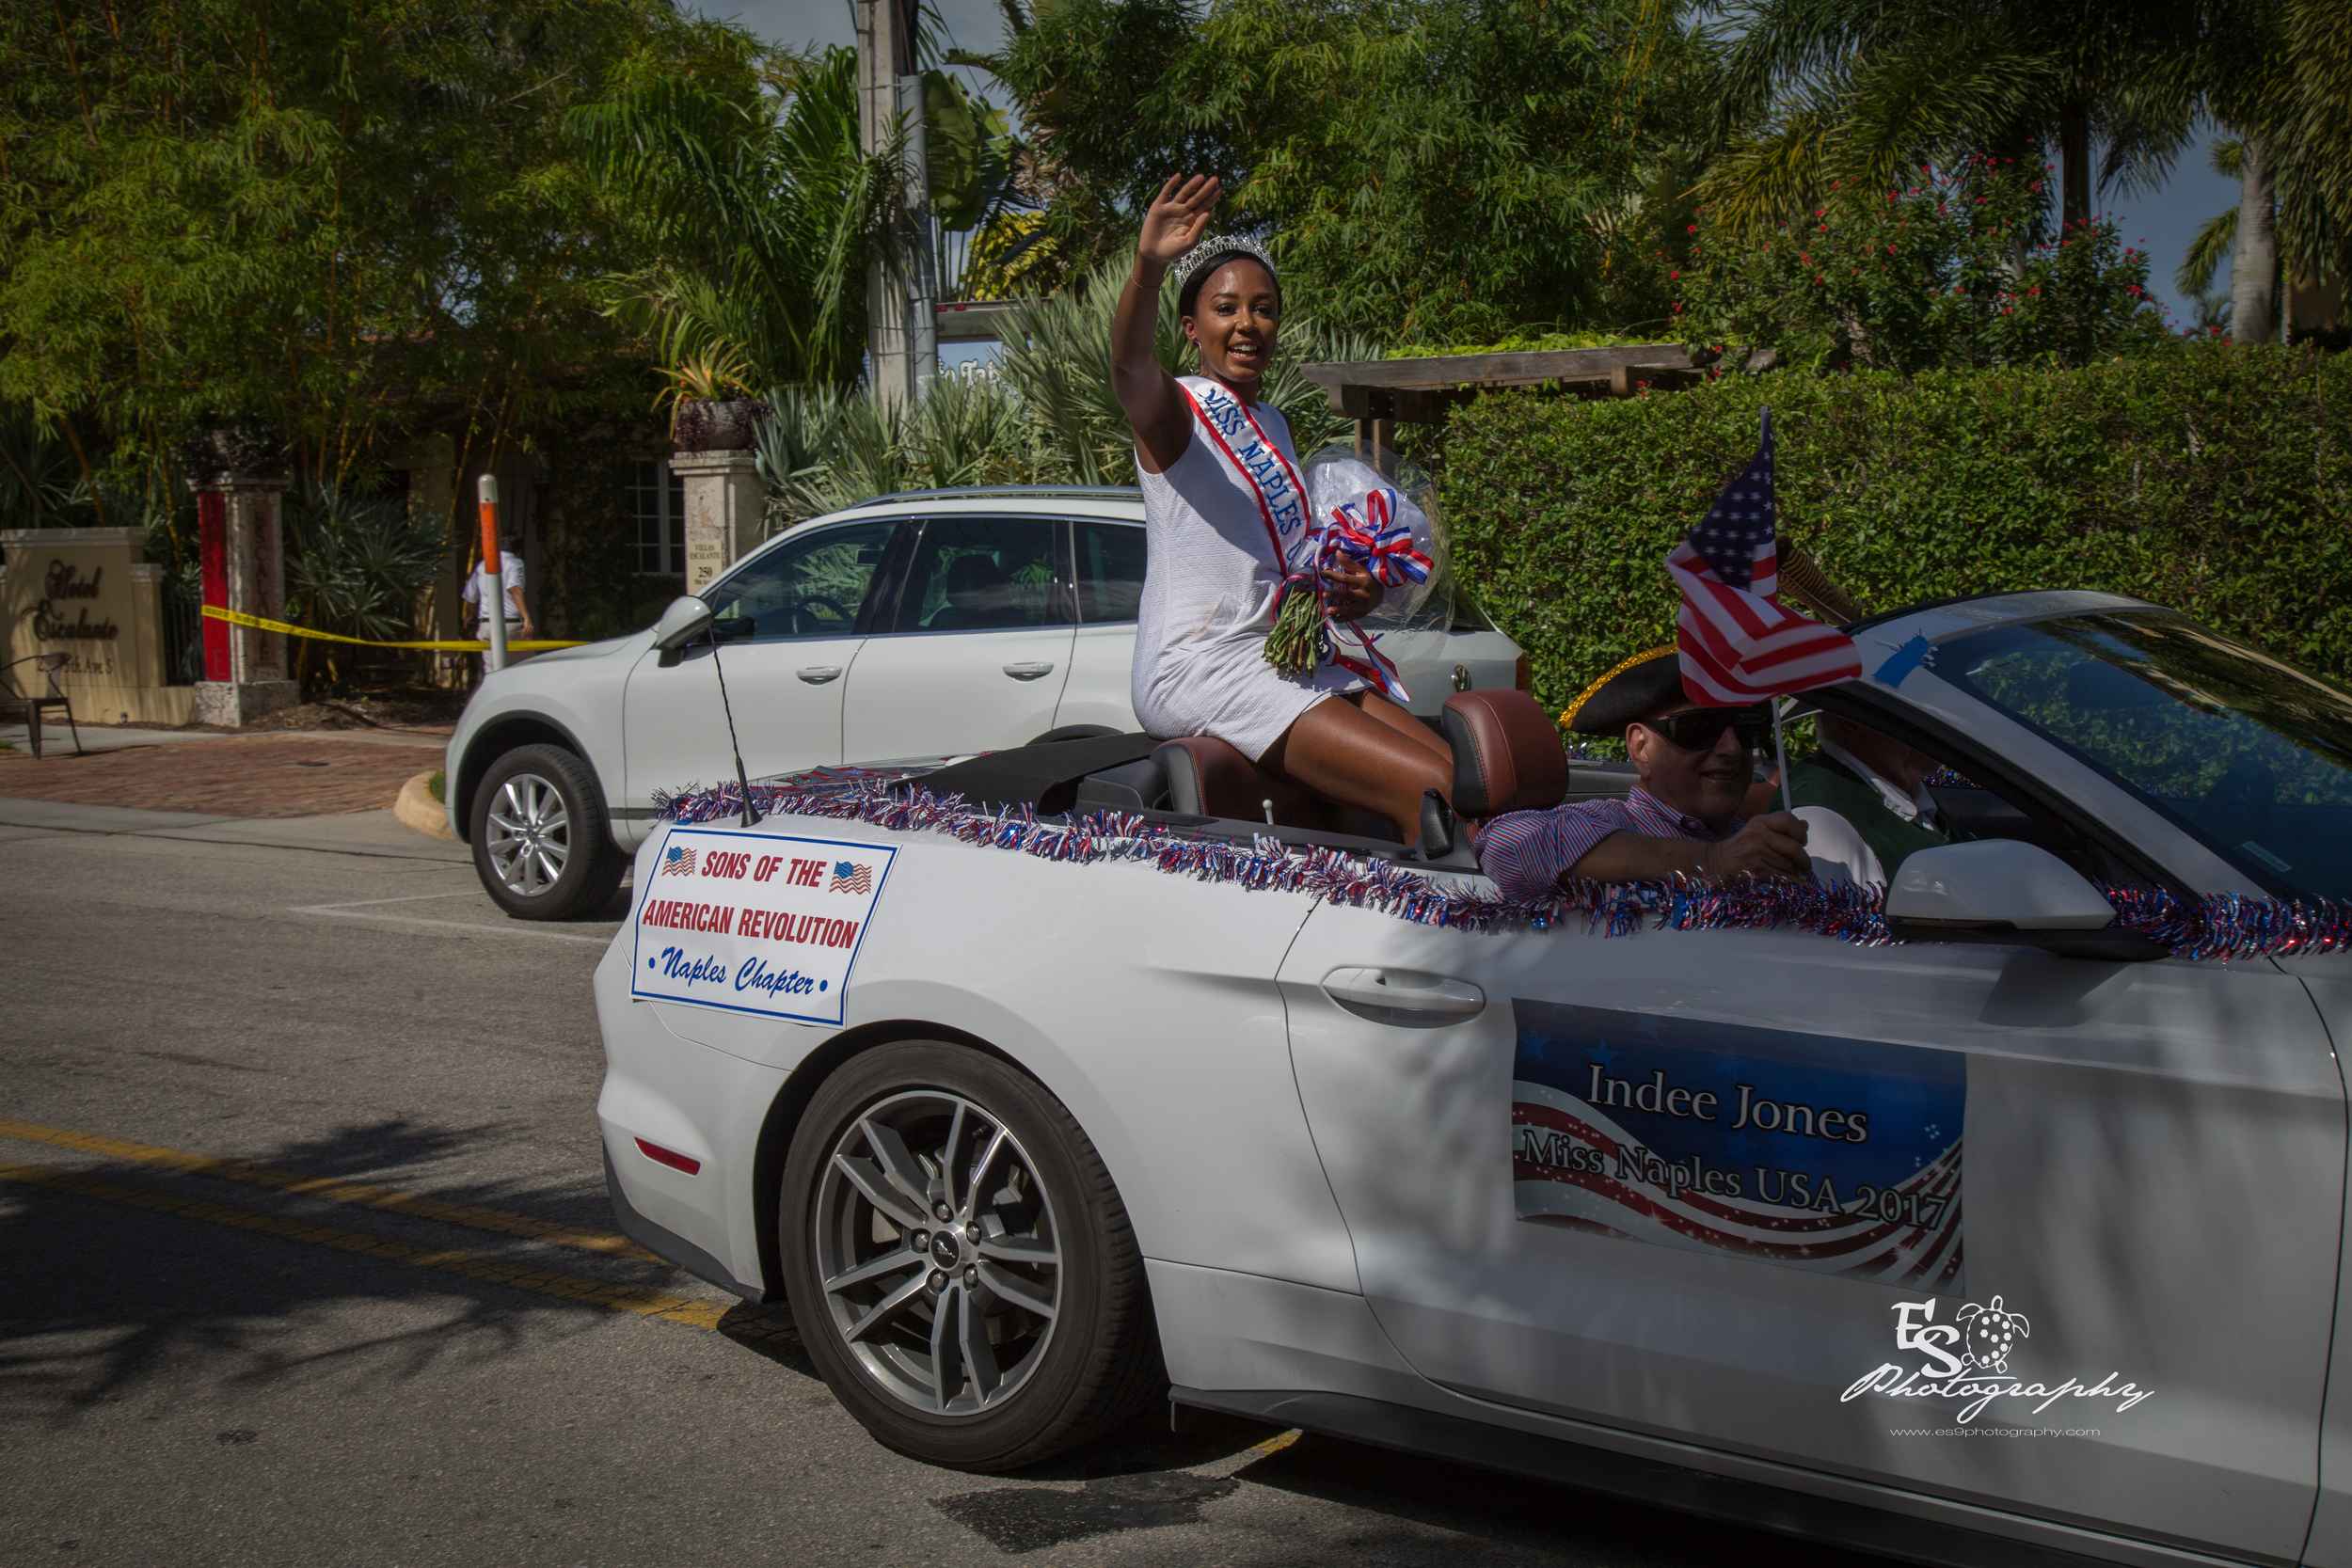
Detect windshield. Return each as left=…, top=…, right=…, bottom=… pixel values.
left=1938, top=610, right=2352, bottom=900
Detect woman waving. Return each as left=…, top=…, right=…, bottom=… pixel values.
left=1113, top=174, right=1453, bottom=840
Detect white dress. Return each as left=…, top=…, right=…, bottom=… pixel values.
left=1132, top=377, right=1364, bottom=760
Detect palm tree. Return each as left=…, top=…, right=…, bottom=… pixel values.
left=2267, top=0, right=2352, bottom=293
left=573, top=47, right=906, bottom=391
left=2181, top=0, right=2351, bottom=342
left=1709, top=0, right=2348, bottom=337
left=2175, top=135, right=2280, bottom=343
left=1701, top=0, right=2201, bottom=239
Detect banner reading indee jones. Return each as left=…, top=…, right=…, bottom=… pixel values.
left=1512, top=1000, right=1965, bottom=1292
left=629, top=827, right=897, bottom=1027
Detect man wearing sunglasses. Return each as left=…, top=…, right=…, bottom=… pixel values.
left=1481, top=645, right=1813, bottom=901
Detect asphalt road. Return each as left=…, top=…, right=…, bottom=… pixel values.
left=0, top=801, right=1886, bottom=1568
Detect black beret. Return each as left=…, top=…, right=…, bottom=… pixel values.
left=1563, top=644, right=1687, bottom=736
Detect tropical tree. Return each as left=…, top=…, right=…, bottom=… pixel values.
left=1699, top=0, right=2201, bottom=240
left=2163, top=0, right=2352, bottom=344
left=574, top=42, right=913, bottom=398
left=975, top=0, right=1721, bottom=341
left=0, top=0, right=695, bottom=509
left=2266, top=0, right=2352, bottom=292
left=1706, top=0, right=2351, bottom=344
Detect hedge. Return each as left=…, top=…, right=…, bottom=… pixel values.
left=1435, top=345, right=2352, bottom=725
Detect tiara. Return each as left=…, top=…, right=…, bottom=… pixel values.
left=1175, top=234, right=1277, bottom=299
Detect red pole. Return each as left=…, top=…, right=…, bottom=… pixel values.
left=198, top=490, right=230, bottom=681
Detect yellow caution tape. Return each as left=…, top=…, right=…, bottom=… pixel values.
left=201, top=603, right=585, bottom=652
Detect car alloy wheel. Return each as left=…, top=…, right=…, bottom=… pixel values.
left=813, top=1088, right=1062, bottom=1417
left=781, top=1042, right=1163, bottom=1469
left=467, top=743, right=627, bottom=922
left=484, top=770, right=570, bottom=896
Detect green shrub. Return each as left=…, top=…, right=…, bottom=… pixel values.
left=1676, top=158, right=2176, bottom=374
left=1385, top=330, right=1659, bottom=359
left=1436, top=345, right=2352, bottom=725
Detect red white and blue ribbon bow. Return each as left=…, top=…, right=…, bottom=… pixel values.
left=1291, top=485, right=1435, bottom=699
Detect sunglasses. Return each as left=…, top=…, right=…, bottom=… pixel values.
left=1638, top=707, right=1772, bottom=752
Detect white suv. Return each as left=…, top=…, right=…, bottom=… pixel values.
left=445, top=486, right=1528, bottom=918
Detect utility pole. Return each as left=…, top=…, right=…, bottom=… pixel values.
left=855, top=0, right=936, bottom=404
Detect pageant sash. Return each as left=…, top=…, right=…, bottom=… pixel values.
left=1179, top=376, right=1423, bottom=702
left=1178, top=375, right=1311, bottom=566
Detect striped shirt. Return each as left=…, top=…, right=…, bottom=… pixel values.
left=1480, top=785, right=1741, bottom=901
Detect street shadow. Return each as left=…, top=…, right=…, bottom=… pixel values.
left=258, top=1117, right=628, bottom=1236
left=1203, top=1432, right=1895, bottom=1567
left=0, top=1120, right=807, bottom=1421
left=714, top=1301, right=816, bottom=1379
left=926, top=1405, right=1897, bottom=1566
left=588, top=878, right=635, bottom=922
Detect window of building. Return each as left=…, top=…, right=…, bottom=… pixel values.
left=630, top=460, right=686, bottom=576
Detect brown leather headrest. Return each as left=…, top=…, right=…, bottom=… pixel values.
left=1442, top=689, right=1567, bottom=816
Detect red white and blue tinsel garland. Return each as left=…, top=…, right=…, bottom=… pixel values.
left=653, top=774, right=2352, bottom=963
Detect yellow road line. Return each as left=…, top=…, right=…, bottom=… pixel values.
left=0, top=1160, right=731, bottom=1329
left=0, top=1117, right=660, bottom=1263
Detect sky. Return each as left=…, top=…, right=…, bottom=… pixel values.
left=696, top=0, right=2247, bottom=335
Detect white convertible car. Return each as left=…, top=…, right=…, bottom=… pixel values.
left=443, top=485, right=1523, bottom=919
left=595, top=588, right=2352, bottom=1568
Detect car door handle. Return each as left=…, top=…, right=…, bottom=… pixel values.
left=797, top=666, right=842, bottom=684
left=1002, top=662, right=1056, bottom=680
left=1321, top=967, right=1486, bottom=1019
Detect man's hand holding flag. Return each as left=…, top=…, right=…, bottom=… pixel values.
left=1666, top=408, right=1863, bottom=705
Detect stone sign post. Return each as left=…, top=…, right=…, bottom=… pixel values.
left=193, top=473, right=299, bottom=726
left=1, top=526, right=191, bottom=725
left=672, top=448, right=764, bottom=595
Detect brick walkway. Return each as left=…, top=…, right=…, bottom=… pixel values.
left=0, top=736, right=443, bottom=817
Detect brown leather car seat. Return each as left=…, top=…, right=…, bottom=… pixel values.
left=1153, top=688, right=1567, bottom=832
left=1440, top=689, right=1567, bottom=816
left=1152, top=736, right=1324, bottom=826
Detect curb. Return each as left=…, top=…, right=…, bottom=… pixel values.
left=395, top=770, right=457, bottom=842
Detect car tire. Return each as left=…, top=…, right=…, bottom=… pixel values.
left=780, top=1041, right=1164, bottom=1470
left=469, top=744, right=628, bottom=922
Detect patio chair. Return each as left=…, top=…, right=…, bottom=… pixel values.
left=3, top=652, right=85, bottom=759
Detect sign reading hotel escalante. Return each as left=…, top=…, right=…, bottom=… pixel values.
left=1, top=527, right=188, bottom=724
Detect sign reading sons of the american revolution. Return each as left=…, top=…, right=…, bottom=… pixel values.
left=1511, top=999, right=1966, bottom=1291
left=629, top=826, right=896, bottom=1028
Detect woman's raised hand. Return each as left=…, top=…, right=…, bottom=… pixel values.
left=1138, top=174, right=1221, bottom=268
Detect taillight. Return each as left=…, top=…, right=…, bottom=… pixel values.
left=1515, top=655, right=1533, bottom=692
left=635, top=1137, right=701, bottom=1176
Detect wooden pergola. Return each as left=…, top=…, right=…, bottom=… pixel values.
left=1299, top=342, right=1708, bottom=459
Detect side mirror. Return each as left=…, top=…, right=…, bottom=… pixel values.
left=651, top=595, right=715, bottom=654
left=1884, top=840, right=2166, bottom=961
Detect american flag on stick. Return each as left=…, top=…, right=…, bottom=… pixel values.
left=1665, top=408, right=1861, bottom=705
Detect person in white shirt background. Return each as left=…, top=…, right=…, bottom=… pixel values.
left=459, top=533, right=534, bottom=673
left=1784, top=712, right=1950, bottom=887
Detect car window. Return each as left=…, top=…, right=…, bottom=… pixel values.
left=1939, top=610, right=2352, bottom=899
left=894, top=517, right=1066, bottom=633
left=1075, top=519, right=1147, bottom=624
left=705, top=521, right=895, bottom=643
